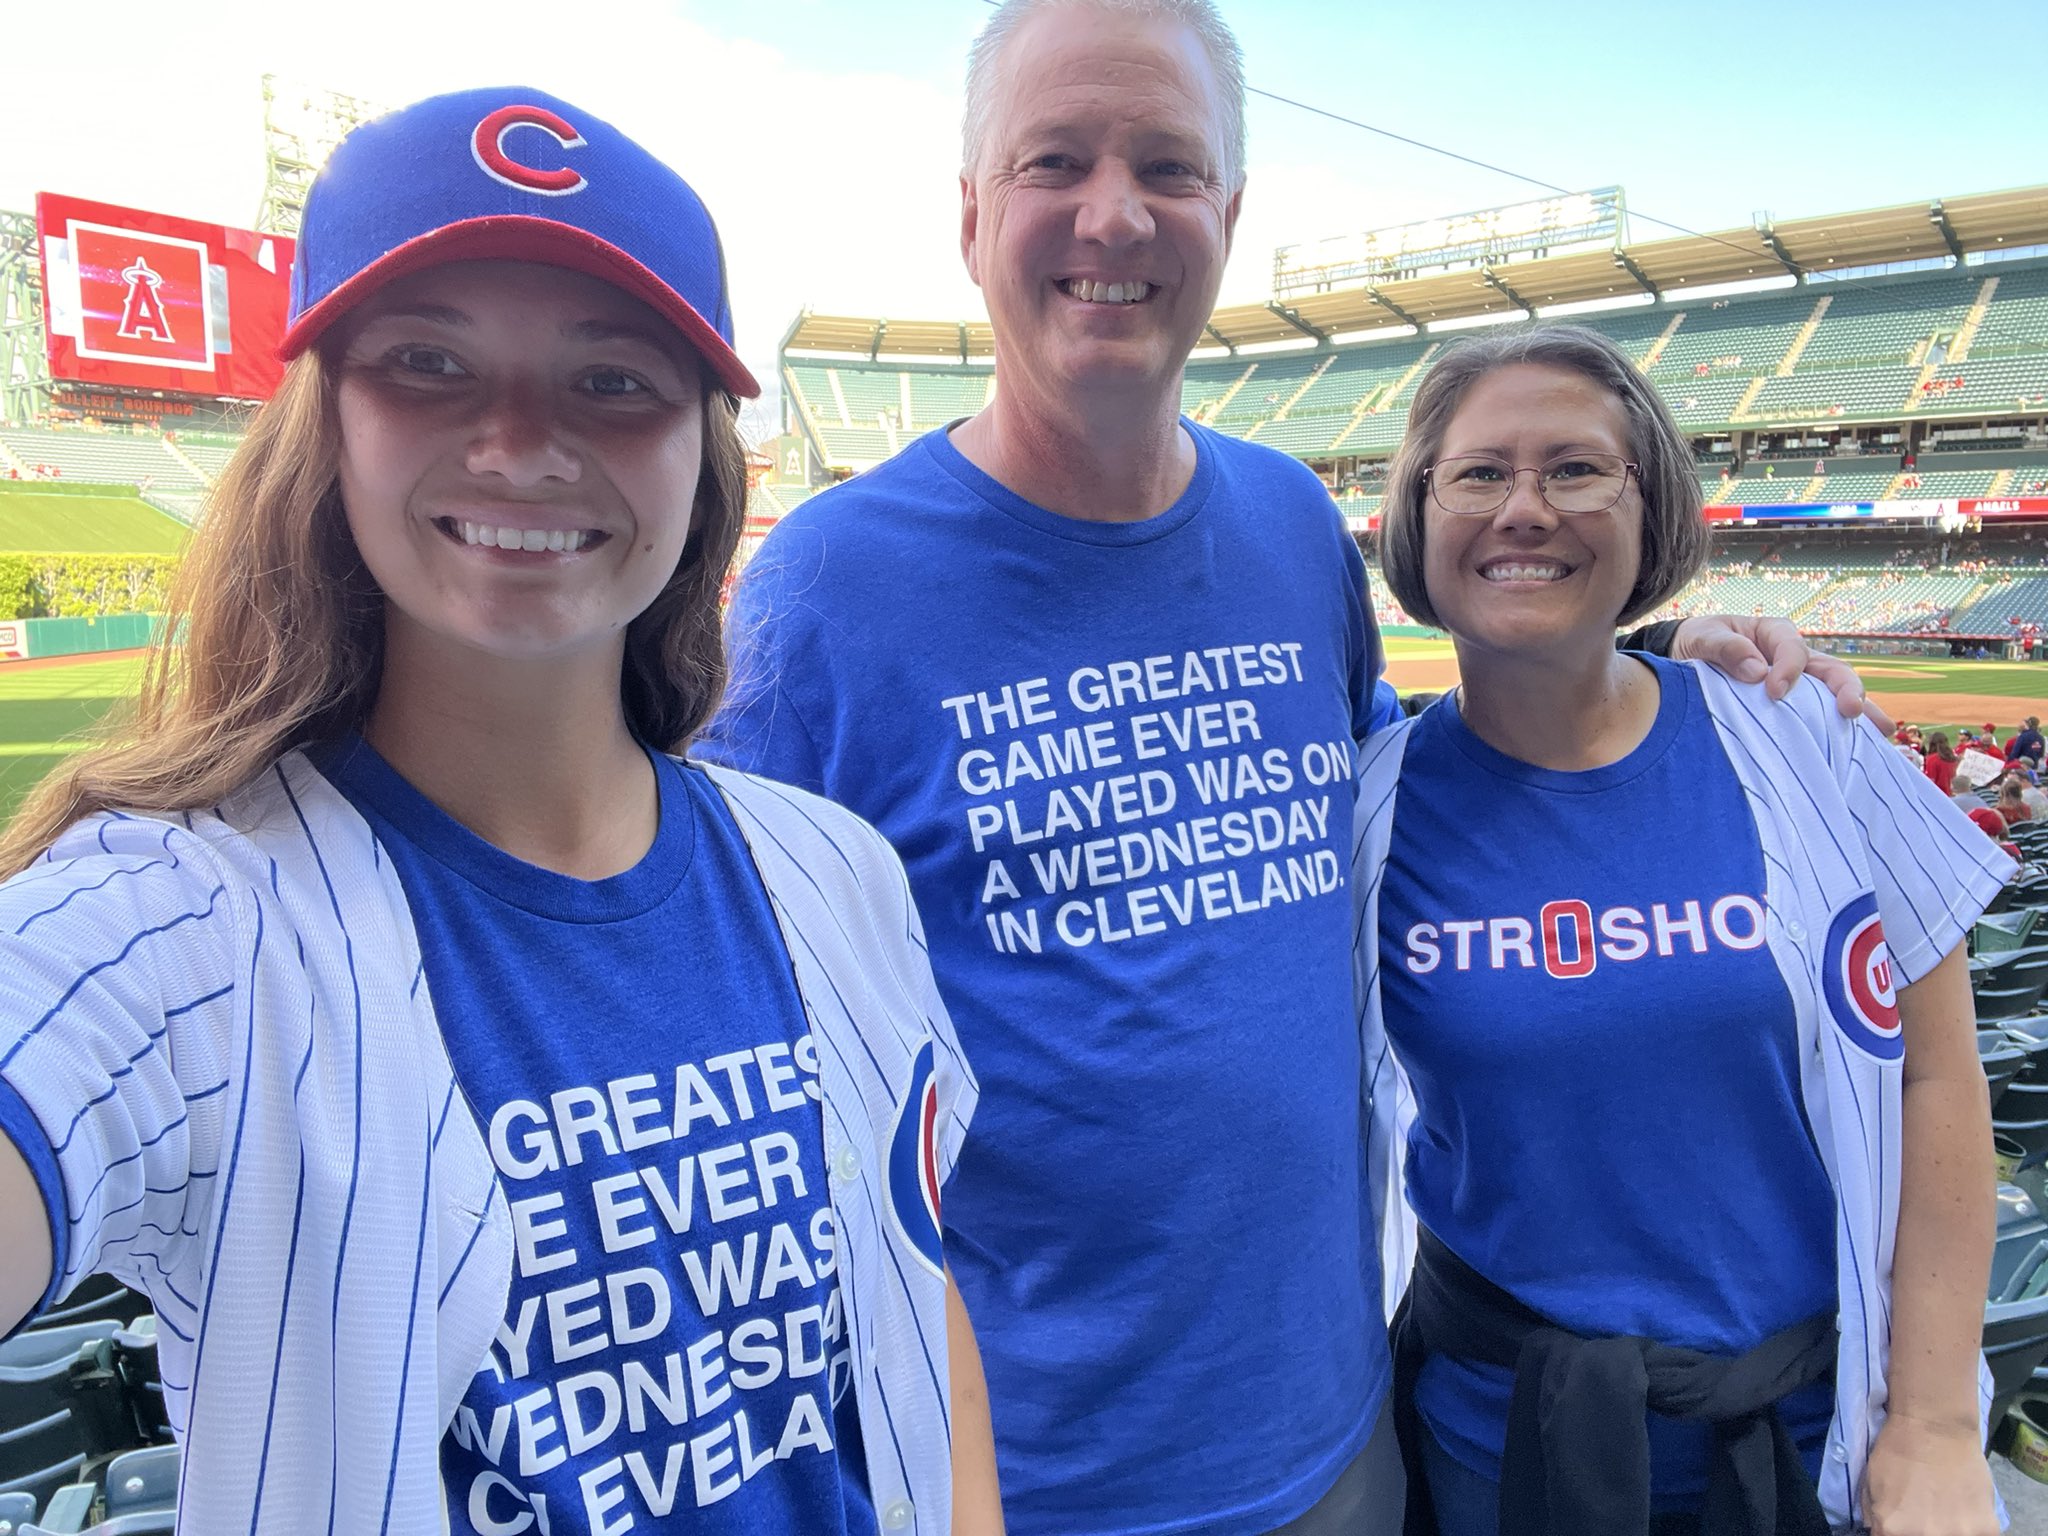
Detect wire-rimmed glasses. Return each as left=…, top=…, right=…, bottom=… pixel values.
left=1424, top=452, right=1639, bottom=516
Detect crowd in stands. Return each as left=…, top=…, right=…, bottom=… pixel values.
left=1895, top=722, right=2048, bottom=865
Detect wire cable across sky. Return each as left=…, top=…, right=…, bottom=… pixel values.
left=972, top=0, right=1769, bottom=262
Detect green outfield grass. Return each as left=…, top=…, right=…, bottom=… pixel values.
left=1382, top=635, right=1454, bottom=660
left=0, top=657, right=145, bottom=822
left=0, top=645, right=2042, bottom=826
left=0, top=489, right=189, bottom=555
left=1845, top=655, right=2048, bottom=700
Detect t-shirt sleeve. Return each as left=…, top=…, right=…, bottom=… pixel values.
left=1809, top=682, right=2016, bottom=985
left=1338, top=519, right=1384, bottom=746
left=700, top=528, right=833, bottom=795
left=871, top=834, right=976, bottom=1187
left=0, top=816, right=242, bottom=1320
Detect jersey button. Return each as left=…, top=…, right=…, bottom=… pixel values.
left=1786, top=920, right=1806, bottom=941
left=882, top=1498, right=915, bottom=1529
left=833, top=1145, right=862, bottom=1182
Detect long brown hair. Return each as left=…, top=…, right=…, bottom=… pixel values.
left=0, top=348, right=749, bottom=877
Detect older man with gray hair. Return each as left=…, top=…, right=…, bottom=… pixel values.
left=708, top=3, right=1857, bottom=1532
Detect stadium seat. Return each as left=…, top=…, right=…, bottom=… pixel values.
left=107, top=1324, right=164, bottom=1448
left=28, top=1281, right=144, bottom=1338
left=1995, top=1184, right=2048, bottom=1298
left=0, top=1321, right=124, bottom=1512
left=20, top=1499, right=174, bottom=1536
left=99, top=1446, right=175, bottom=1519
left=0, top=1491, right=36, bottom=1533
left=1976, top=982, right=2046, bottom=1022
left=1976, top=910, right=2040, bottom=953
left=18, top=1484, right=94, bottom=1536
left=1984, top=1030, right=2029, bottom=1110
left=1986, top=1263, right=2048, bottom=1428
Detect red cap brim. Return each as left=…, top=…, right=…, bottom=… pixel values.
left=279, top=216, right=760, bottom=398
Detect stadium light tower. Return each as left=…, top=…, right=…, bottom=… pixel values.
left=255, top=75, right=380, bottom=237
left=0, top=210, right=51, bottom=426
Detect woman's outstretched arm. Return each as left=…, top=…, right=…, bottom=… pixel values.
left=947, top=1266, right=1005, bottom=1535
left=1862, top=943, right=1999, bottom=1536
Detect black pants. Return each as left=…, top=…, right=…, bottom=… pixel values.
left=1263, top=1401, right=1406, bottom=1536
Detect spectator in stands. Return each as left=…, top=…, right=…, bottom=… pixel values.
left=0, top=87, right=1002, bottom=1534
left=1999, top=776, right=2034, bottom=827
left=2005, top=714, right=2045, bottom=767
left=1966, top=805, right=2023, bottom=863
left=1922, top=730, right=1958, bottom=792
left=1370, top=323, right=2003, bottom=1536
left=705, top=5, right=1873, bottom=1534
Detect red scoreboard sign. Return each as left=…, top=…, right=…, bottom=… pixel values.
left=36, top=192, right=296, bottom=401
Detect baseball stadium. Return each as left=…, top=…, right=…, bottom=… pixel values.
left=4, top=42, right=2048, bottom=1534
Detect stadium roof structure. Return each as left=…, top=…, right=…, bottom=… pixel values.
left=782, top=184, right=2048, bottom=358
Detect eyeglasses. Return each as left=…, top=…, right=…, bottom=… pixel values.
left=1424, top=452, right=1639, bottom=516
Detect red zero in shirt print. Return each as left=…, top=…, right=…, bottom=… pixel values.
left=1821, top=893, right=1904, bottom=1061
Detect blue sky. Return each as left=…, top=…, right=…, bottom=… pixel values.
left=720, top=0, right=2048, bottom=248
left=4, top=0, right=2045, bottom=401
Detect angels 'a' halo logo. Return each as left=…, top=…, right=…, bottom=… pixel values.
left=886, top=1039, right=945, bottom=1281
left=1821, top=892, right=1903, bottom=1061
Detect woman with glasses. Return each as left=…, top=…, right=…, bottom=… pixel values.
left=1353, top=326, right=2005, bottom=1536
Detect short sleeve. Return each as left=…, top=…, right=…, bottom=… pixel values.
left=889, top=855, right=977, bottom=1185
left=0, top=815, right=242, bottom=1320
left=700, top=527, right=833, bottom=793
left=1338, top=527, right=1384, bottom=746
left=1815, top=686, right=2016, bottom=984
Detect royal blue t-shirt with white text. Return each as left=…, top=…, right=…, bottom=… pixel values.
left=1377, top=656, right=1836, bottom=1503
left=705, top=422, right=1384, bottom=1536
left=319, top=739, right=874, bottom=1536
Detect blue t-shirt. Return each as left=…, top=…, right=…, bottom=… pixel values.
left=1376, top=656, right=1836, bottom=1503
left=318, top=739, right=875, bottom=1536
left=704, top=423, right=1385, bottom=1536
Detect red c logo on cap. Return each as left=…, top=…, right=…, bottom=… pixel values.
left=471, top=105, right=588, bottom=196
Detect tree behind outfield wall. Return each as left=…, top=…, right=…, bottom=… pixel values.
left=0, top=553, right=181, bottom=619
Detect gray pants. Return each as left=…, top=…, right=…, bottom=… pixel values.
left=1262, top=1400, right=1405, bottom=1536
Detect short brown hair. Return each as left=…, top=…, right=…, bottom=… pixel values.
left=1377, top=324, right=1709, bottom=630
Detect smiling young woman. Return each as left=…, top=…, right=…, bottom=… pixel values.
left=0, top=86, right=1000, bottom=1536
left=1360, top=326, right=2005, bottom=1536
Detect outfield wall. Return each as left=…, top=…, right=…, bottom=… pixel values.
left=0, top=614, right=161, bottom=662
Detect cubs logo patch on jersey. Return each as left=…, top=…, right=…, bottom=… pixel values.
left=887, top=1038, right=945, bottom=1280
left=1821, top=892, right=1903, bottom=1061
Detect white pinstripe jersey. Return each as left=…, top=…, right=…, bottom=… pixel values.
left=1353, top=666, right=2012, bottom=1532
left=0, top=752, right=977, bottom=1534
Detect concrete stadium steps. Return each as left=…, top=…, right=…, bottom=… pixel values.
left=1795, top=276, right=1977, bottom=369
left=1747, top=363, right=1924, bottom=422
left=1663, top=569, right=1838, bottom=620
left=0, top=428, right=202, bottom=491
left=1953, top=574, right=2048, bottom=630
left=1648, top=292, right=1818, bottom=382
left=780, top=257, right=2048, bottom=467
left=1968, top=267, right=2048, bottom=359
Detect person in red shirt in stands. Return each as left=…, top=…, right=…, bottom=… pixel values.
left=1967, top=806, right=2023, bottom=864
left=1923, top=732, right=1959, bottom=794
left=1997, top=777, right=2032, bottom=828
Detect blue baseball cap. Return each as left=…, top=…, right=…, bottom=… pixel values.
left=281, top=86, right=759, bottom=397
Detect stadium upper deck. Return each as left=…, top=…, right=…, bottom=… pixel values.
left=778, top=185, right=2048, bottom=477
